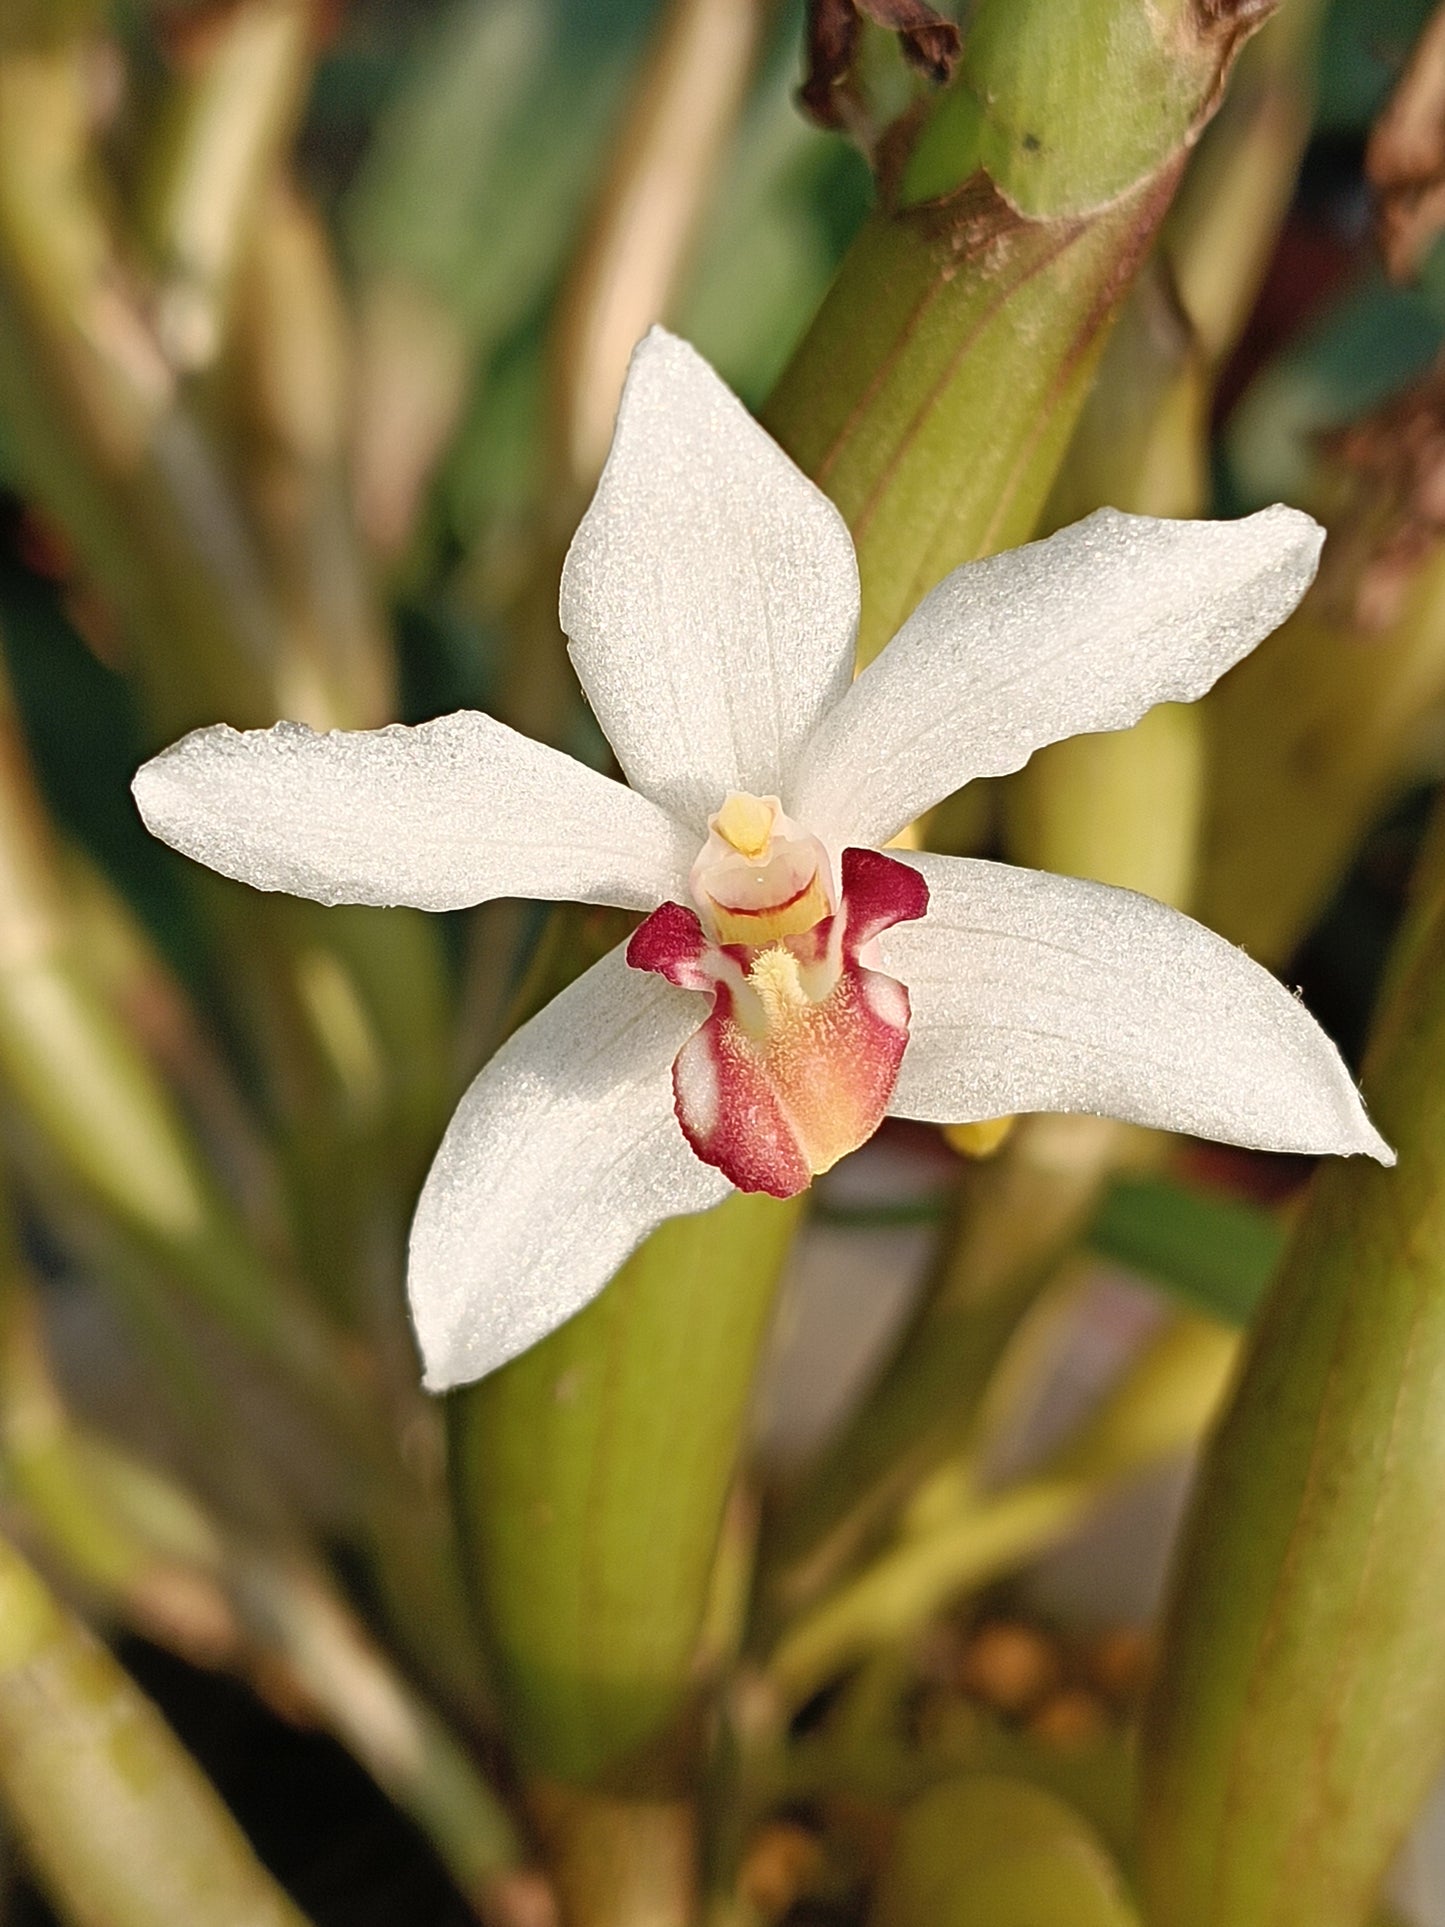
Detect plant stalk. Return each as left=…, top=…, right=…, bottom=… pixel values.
left=0, top=1523, right=314, bottom=1927
left=1140, top=804, right=1445, bottom=1927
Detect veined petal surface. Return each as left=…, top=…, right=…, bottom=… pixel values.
left=408, top=943, right=732, bottom=1389
left=791, top=506, right=1323, bottom=848
left=560, top=328, right=859, bottom=831
left=133, top=712, right=695, bottom=912
left=880, top=853, right=1392, bottom=1163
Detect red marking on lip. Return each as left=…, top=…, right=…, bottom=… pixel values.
left=707, top=874, right=816, bottom=919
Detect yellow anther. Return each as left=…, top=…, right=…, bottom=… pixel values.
left=714, top=791, right=776, bottom=861
left=944, top=1116, right=1017, bottom=1160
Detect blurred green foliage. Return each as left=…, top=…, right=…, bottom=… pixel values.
left=1316, top=0, right=1438, bottom=130
left=1090, top=1175, right=1286, bottom=1328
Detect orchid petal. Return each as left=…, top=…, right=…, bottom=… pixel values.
left=133, top=712, right=694, bottom=913
left=791, top=506, right=1323, bottom=848
left=559, top=328, right=859, bottom=831
left=880, top=853, right=1392, bottom=1163
left=408, top=943, right=731, bottom=1389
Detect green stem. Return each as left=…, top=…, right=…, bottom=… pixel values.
left=530, top=1787, right=696, bottom=1927
left=452, top=1195, right=801, bottom=1792
left=767, top=1317, right=1236, bottom=1713
left=1200, top=535, right=1445, bottom=966
left=0, top=1524, right=314, bottom=1927
left=766, top=0, right=1274, bottom=662
left=1139, top=808, right=1445, bottom=1927
left=140, top=0, right=315, bottom=380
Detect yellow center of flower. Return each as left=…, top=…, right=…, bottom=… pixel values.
left=714, top=790, right=776, bottom=862
left=693, top=791, right=832, bottom=946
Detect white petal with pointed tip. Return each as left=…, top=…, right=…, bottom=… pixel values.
left=132, top=712, right=695, bottom=913
left=560, top=328, right=859, bottom=831
left=408, top=943, right=731, bottom=1389
left=879, top=852, right=1392, bottom=1163
left=792, top=506, right=1324, bottom=848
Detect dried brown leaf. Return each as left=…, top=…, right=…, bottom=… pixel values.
left=1320, top=354, right=1445, bottom=628
left=1368, top=1, right=1445, bottom=281
left=800, top=0, right=960, bottom=132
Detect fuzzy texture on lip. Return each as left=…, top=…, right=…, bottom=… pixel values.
left=129, top=327, right=1391, bottom=1390
left=629, top=847, right=930, bottom=1196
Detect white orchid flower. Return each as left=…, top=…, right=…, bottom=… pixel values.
left=132, top=330, right=1391, bottom=1391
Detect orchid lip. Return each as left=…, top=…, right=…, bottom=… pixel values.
left=630, top=842, right=931, bottom=1197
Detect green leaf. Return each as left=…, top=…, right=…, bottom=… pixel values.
left=344, top=0, right=651, bottom=348
left=1315, top=0, right=1437, bottom=134
left=1088, top=1174, right=1285, bottom=1327
left=1226, top=275, right=1443, bottom=512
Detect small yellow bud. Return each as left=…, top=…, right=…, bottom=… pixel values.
left=885, top=814, right=927, bottom=852
left=944, top=1116, right=1017, bottom=1159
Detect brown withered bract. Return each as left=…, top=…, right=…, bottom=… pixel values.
left=800, top=0, right=961, bottom=132
left=1368, top=1, right=1445, bottom=282
left=1320, top=356, right=1445, bottom=630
